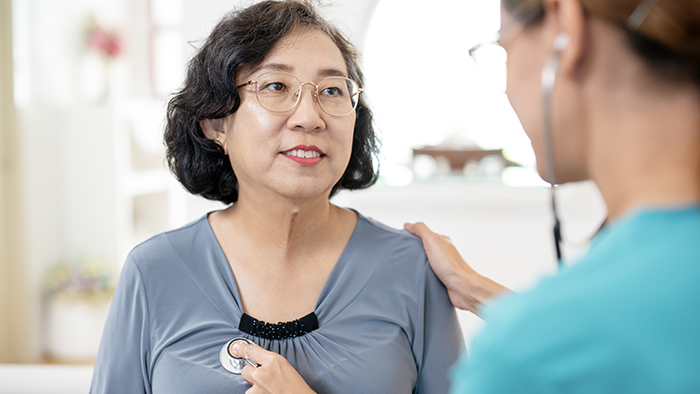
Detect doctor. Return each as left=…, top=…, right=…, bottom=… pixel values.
left=406, top=0, right=700, bottom=392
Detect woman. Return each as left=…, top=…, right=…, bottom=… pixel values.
left=406, top=0, right=700, bottom=392
left=90, top=1, right=463, bottom=393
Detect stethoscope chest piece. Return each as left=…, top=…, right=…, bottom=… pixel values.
left=220, top=337, right=258, bottom=374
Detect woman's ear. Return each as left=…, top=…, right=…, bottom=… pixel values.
left=544, top=0, right=587, bottom=76
left=199, top=118, right=228, bottom=153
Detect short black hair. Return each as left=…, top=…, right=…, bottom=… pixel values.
left=164, top=0, right=379, bottom=204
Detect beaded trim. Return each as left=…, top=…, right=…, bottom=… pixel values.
left=239, top=312, right=319, bottom=340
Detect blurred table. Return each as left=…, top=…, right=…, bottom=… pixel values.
left=413, top=146, right=514, bottom=171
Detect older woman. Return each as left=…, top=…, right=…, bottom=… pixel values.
left=406, top=0, right=700, bottom=392
left=90, top=1, right=462, bottom=393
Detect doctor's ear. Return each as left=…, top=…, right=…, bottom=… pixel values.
left=544, top=0, right=586, bottom=76
left=199, top=118, right=228, bottom=152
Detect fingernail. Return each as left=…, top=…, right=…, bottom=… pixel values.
left=230, top=341, right=243, bottom=355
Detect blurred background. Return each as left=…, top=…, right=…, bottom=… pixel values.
left=0, top=0, right=606, bottom=367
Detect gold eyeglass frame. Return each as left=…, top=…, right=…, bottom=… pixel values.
left=236, top=72, right=363, bottom=117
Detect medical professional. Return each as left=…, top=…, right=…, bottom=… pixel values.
left=405, top=0, right=700, bottom=392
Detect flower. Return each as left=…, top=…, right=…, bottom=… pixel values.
left=43, top=259, right=116, bottom=305
left=85, top=15, right=123, bottom=59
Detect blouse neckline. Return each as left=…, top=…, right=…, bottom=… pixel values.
left=199, top=209, right=375, bottom=334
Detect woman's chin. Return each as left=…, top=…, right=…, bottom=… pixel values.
left=274, top=184, right=335, bottom=204
left=536, top=165, right=590, bottom=186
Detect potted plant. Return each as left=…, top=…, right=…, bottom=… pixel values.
left=42, top=259, right=115, bottom=362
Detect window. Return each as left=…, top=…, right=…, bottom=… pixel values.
left=363, top=0, right=542, bottom=186
left=149, top=0, right=185, bottom=97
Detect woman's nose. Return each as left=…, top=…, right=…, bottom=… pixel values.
left=297, top=83, right=320, bottom=107
left=287, top=84, right=325, bottom=132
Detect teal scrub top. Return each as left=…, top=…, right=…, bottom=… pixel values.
left=451, top=205, right=700, bottom=393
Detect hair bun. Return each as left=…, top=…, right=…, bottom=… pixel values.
left=583, top=0, right=700, bottom=83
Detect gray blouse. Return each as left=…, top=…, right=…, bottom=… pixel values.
left=90, top=211, right=464, bottom=393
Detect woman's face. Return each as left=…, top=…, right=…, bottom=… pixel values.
left=500, top=4, right=589, bottom=184
left=219, top=29, right=356, bottom=202
left=500, top=10, right=548, bottom=170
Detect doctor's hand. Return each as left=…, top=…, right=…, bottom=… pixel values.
left=229, top=341, right=316, bottom=394
left=404, top=221, right=510, bottom=317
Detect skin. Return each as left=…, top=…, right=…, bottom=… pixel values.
left=406, top=0, right=700, bottom=316
left=201, top=28, right=359, bottom=393
left=230, top=341, right=316, bottom=394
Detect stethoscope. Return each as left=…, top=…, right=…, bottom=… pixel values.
left=219, top=337, right=260, bottom=374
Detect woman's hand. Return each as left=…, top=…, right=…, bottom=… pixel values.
left=404, top=222, right=510, bottom=316
left=229, top=341, right=316, bottom=394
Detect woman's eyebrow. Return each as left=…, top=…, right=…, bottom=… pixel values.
left=248, top=63, right=348, bottom=78
left=319, top=68, right=348, bottom=78
left=251, top=63, right=295, bottom=75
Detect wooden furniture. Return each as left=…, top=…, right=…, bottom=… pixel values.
left=412, top=147, right=517, bottom=171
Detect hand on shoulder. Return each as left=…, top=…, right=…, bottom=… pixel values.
left=404, top=222, right=510, bottom=316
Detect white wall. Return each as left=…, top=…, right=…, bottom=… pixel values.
left=181, top=0, right=380, bottom=54
left=13, top=0, right=138, bottom=361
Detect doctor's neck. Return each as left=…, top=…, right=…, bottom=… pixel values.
left=586, top=76, right=700, bottom=221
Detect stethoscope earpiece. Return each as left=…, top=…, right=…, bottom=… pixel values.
left=219, top=337, right=259, bottom=374
left=553, top=32, right=570, bottom=52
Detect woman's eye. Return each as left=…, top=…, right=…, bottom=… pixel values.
left=261, top=82, right=287, bottom=92
left=321, top=87, right=343, bottom=97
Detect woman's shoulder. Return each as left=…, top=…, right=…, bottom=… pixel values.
left=126, top=214, right=212, bottom=270
left=351, top=212, right=429, bottom=275
left=355, top=212, right=426, bottom=254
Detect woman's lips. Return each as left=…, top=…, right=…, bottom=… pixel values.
left=281, top=145, right=325, bottom=165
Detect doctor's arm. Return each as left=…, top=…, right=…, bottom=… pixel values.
left=404, top=222, right=510, bottom=317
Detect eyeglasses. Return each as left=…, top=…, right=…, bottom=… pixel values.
left=468, top=41, right=508, bottom=92
left=467, top=21, right=522, bottom=93
left=236, top=72, right=363, bottom=117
